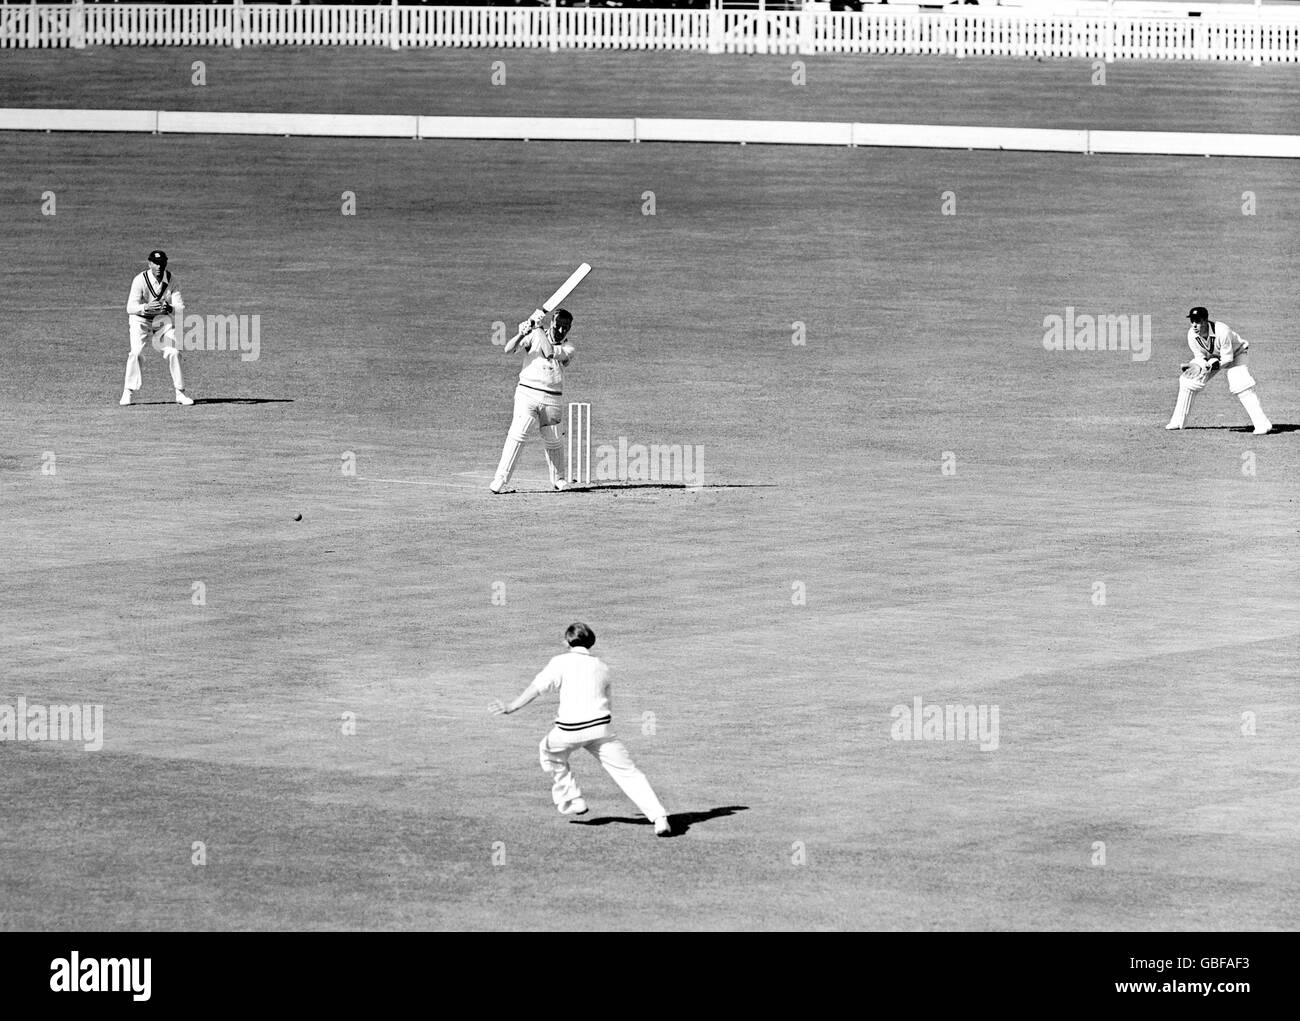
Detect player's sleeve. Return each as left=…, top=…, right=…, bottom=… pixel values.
left=531, top=657, right=564, bottom=695
left=126, top=274, right=148, bottom=315
left=1217, top=324, right=1238, bottom=366
left=525, top=329, right=553, bottom=357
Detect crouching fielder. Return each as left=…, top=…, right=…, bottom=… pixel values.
left=1166, top=306, right=1271, bottom=434
left=489, top=309, right=576, bottom=494
left=489, top=622, right=673, bottom=837
left=121, top=250, right=193, bottom=406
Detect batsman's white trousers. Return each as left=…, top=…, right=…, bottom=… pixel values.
left=492, top=384, right=565, bottom=487
left=124, top=314, right=184, bottom=392
left=539, top=728, right=668, bottom=822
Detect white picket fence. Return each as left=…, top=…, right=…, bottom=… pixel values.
left=2, top=2, right=1298, bottom=62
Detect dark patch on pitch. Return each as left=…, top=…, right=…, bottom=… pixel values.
left=1176, top=423, right=1297, bottom=433
left=550, top=483, right=778, bottom=494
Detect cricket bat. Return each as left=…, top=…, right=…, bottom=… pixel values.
left=504, top=263, right=591, bottom=351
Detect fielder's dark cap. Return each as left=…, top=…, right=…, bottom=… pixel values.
left=148, top=250, right=168, bottom=265
left=1187, top=306, right=1209, bottom=322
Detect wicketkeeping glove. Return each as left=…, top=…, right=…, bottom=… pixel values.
left=1181, top=361, right=1212, bottom=385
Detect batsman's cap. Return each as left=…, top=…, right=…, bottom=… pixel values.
left=1187, top=306, right=1209, bottom=322
left=148, top=250, right=168, bottom=265
left=553, top=308, right=574, bottom=325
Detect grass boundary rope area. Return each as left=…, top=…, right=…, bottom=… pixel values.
left=2, top=107, right=1299, bottom=157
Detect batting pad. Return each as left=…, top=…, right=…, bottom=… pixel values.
left=1238, top=388, right=1271, bottom=431
left=1226, top=364, right=1257, bottom=395
left=1167, top=385, right=1194, bottom=428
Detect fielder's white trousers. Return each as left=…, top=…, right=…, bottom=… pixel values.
left=124, top=315, right=184, bottom=393
left=539, top=728, right=667, bottom=822
left=1166, top=351, right=1269, bottom=432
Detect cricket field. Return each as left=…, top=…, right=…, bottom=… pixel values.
left=2, top=46, right=1298, bottom=931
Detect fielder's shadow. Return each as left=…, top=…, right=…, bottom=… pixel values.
left=121, top=398, right=294, bottom=406
left=192, top=398, right=295, bottom=405
left=1179, top=424, right=1298, bottom=433
left=570, top=804, right=749, bottom=838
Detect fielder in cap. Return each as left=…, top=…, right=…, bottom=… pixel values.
left=489, top=623, right=673, bottom=837
left=1166, top=307, right=1271, bottom=434
left=120, top=250, right=194, bottom=406
left=489, top=308, right=575, bottom=493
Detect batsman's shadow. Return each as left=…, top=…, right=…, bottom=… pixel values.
left=569, top=804, right=748, bottom=837
left=1181, top=423, right=1298, bottom=433
left=562, top=484, right=779, bottom=493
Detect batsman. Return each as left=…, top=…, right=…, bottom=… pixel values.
left=1166, top=306, right=1272, bottom=434
left=489, top=308, right=578, bottom=494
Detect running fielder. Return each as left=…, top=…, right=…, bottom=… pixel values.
left=1166, top=306, right=1271, bottom=434
left=488, top=309, right=576, bottom=493
left=120, top=250, right=193, bottom=406
left=489, top=623, right=673, bottom=837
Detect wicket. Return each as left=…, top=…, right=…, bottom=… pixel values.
left=566, top=402, right=591, bottom=485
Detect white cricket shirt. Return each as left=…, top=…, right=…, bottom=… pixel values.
left=516, top=327, right=572, bottom=394
left=127, top=268, right=181, bottom=319
left=1187, top=321, right=1248, bottom=366
left=531, top=647, right=613, bottom=736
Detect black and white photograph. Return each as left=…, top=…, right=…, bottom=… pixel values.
left=2, top=0, right=1296, bottom=979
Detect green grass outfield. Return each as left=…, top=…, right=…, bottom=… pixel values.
left=4, top=44, right=1300, bottom=132
left=1, top=48, right=1298, bottom=931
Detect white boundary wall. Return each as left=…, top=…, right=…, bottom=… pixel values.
left=2, top=2, right=1299, bottom=62
left=3, top=108, right=1298, bottom=158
